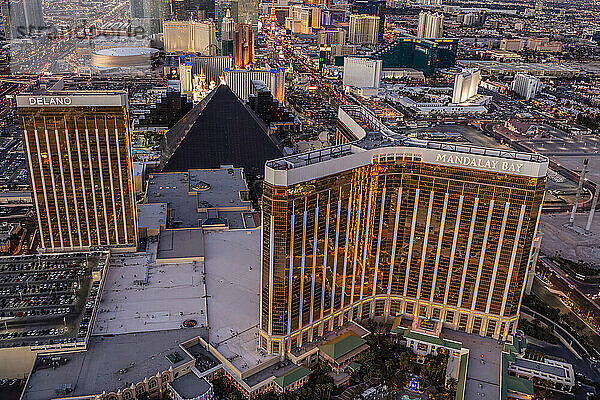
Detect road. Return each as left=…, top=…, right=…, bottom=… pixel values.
left=539, top=256, right=600, bottom=331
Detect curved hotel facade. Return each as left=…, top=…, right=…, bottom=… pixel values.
left=260, top=107, right=547, bottom=355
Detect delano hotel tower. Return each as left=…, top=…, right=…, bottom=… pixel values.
left=16, top=92, right=138, bottom=252
left=260, top=106, right=547, bottom=355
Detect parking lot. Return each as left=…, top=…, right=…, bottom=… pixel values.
left=0, top=134, right=28, bottom=190
left=0, top=252, right=108, bottom=348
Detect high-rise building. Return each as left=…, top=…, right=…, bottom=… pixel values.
left=259, top=105, right=547, bottom=354
left=348, top=14, right=380, bottom=45
left=320, top=8, right=346, bottom=25
left=129, top=0, right=166, bottom=35
left=452, top=69, right=480, bottom=104
left=223, top=68, right=285, bottom=102
left=233, top=23, right=254, bottom=68
left=6, top=0, right=45, bottom=38
left=163, top=20, right=218, bottom=54
left=343, top=57, right=382, bottom=89
left=185, top=55, right=233, bottom=84
left=317, top=28, right=346, bottom=46
left=353, top=0, right=386, bottom=42
left=221, top=8, right=236, bottom=55
left=16, top=92, right=138, bottom=252
left=179, top=62, right=194, bottom=94
left=237, top=0, right=259, bottom=28
left=413, top=0, right=441, bottom=5
left=319, top=46, right=331, bottom=69
left=457, top=12, right=485, bottom=27
left=369, top=36, right=458, bottom=76
left=287, top=5, right=320, bottom=35
left=500, top=38, right=525, bottom=52
left=417, top=11, right=444, bottom=38
left=511, top=73, right=542, bottom=100
left=306, top=0, right=332, bottom=7
left=216, top=1, right=238, bottom=33
left=165, top=0, right=216, bottom=20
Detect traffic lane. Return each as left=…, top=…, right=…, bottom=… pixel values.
left=520, top=307, right=591, bottom=360
left=526, top=340, right=600, bottom=382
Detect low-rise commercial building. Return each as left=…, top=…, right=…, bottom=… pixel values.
left=318, top=334, right=369, bottom=375
left=500, top=38, right=525, bottom=52
left=501, top=334, right=575, bottom=396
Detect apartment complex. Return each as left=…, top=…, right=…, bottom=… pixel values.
left=16, top=92, right=138, bottom=252
left=259, top=106, right=547, bottom=354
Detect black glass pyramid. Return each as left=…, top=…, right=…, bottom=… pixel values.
left=162, top=84, right=284, bottom=175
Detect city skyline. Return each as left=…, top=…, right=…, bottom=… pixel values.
left=1, top=0, right=600, bottom=399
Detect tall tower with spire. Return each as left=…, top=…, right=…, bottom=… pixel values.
left=221, top=8, right=236, bottom=56
left=269, top=0, right=277, bottom=24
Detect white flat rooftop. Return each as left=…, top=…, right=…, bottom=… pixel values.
left=94, top=47, right=158, bottom=56
left=92, top=252, right=208, bottom=336
left=203, top=229, right=274, bottom=374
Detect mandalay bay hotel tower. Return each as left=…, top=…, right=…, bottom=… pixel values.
left=16, top=92, right=138, bottom=253
left=260, top=106, right=547, bottom=355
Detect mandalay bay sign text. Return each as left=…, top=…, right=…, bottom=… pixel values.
left=435, top=153, right=524, bottom=173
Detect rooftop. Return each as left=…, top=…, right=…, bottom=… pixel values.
left=202, top=229, right=272, bottom=375
left=183, top=342, right=221, bottom=373
left=23, top=328, right=206, bottom=400
left=243, top=359, right=299, bottom=388
left=137, top=203, right=167, bottom=231
left=319, top=334, right=368, bottom=361
left=93, top=47, right=158, bottom=57
left=455, top=353, right=469, bottom=400
left=169, top=372, right=212, bottom=399
left=266, top=106, right=547, bottom=177
left=156, top=228, right=205, bottom=263
left=145, top=167, right=252, bottom=229
left=273, top=366, right=311, bottom=390
left=403, top=330, right=462, bottom=351
left=290, top=322, right=371, bottom=358
left=505, top=375, right=534, bottom=396
left=91, top=252, right=207, bottom=336
left=443, top=330, right=504, bottom=400
left=513, top=357, right=567, bottom=378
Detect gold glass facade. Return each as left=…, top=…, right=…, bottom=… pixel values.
left=261, top=153, right=545, bottom=353
left=18, top=97, right=137, bottom=252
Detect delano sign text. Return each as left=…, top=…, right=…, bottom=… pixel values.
left=15, top=94, right=127, bottom=108
left=27, top=97, right=73, bottom=106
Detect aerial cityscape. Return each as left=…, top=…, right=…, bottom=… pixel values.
left=0, top=0, right=599, bottom=399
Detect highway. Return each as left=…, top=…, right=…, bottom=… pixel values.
left=539, top=256, right=600, bottom=324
